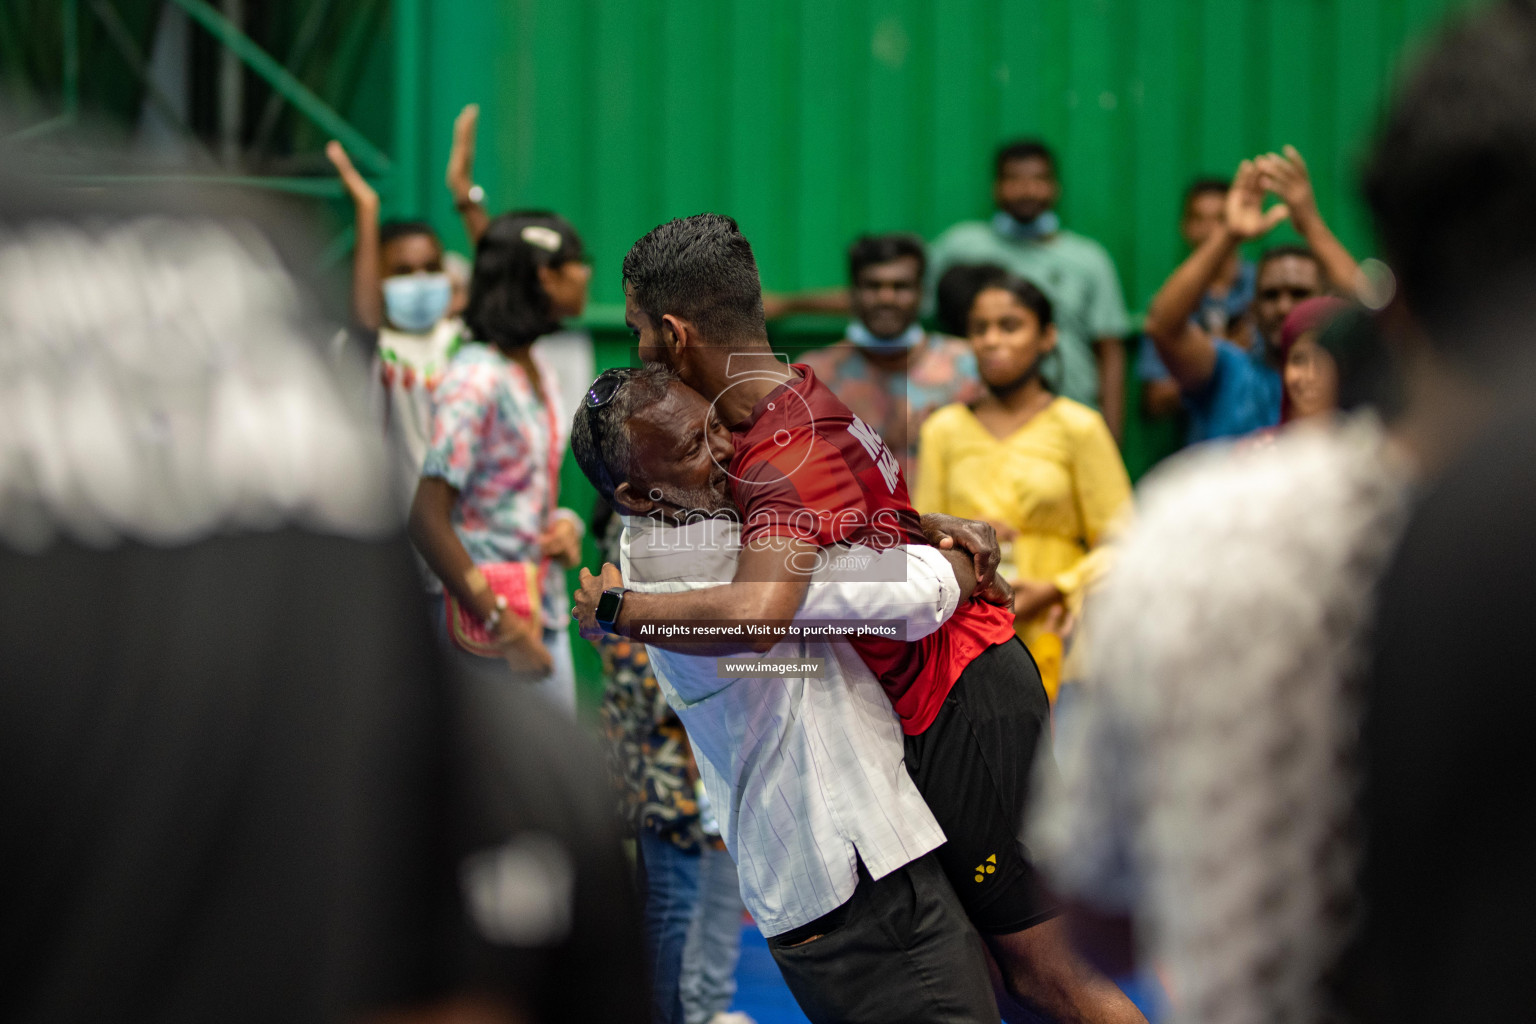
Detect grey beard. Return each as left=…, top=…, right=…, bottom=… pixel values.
left=652, top=483, right=738, bottom=521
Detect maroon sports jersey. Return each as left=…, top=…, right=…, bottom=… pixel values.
left=729, top=364, right=1016, bottom=734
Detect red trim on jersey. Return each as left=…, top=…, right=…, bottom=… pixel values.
left=730, top=364, right=1017, bottom=734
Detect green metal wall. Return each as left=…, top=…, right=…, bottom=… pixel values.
left=401, top=0, right=1483, bottom=318
left=377, top=0, right=1483, bottom=706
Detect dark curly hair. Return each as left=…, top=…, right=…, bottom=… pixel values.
left=465, top=211, right=585, bottom=350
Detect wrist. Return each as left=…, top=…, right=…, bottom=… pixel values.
left=453, top=184, right=486, bottom=211
left=1211, top=223, right=1244, bottom=250
left=552, top=507, right=586, bottom=540
left=481, top=593, right=508, bottom=632
left=594, top=587, right=631, bottom=636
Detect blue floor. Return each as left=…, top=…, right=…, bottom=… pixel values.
left=730, top=923, right=1167, bottom=1024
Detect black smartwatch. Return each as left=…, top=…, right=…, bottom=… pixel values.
left=594, top=587, right=629, bottom=633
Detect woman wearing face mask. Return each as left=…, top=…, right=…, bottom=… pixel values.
left=1279, top=296, right=1348, bottom=425
left=915, top=274, right=1132, bottom=701
left=409, top=212, right=593, bottom=714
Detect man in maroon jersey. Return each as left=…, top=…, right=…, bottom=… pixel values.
left=580, top=213, right=1145, bottom=1024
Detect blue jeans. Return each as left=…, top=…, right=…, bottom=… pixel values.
left=638, top=830, right=702, bottom=1024
left=427, top=593, right=576, bottom=715
left=679, top=844, right=745, bottom=1024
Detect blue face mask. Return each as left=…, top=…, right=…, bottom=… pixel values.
left=846, top=320, right=925, bottom=352
left=991, top=209, right=1060, bottom=243
left=383, top=272, right=452, bottom=333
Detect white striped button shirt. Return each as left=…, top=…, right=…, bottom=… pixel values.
left=620, top=514, right=954, bottom=937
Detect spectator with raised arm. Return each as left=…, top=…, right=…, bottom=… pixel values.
left=1142, top=151, right=1359, bottom=445
left=1137, top=177, right=1257, bottom=424
left=446, top=102, right=492, bottom=247
left=327, top=140, right=461, bottom=521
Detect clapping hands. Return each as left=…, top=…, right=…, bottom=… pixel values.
left=1223, top=144, right=1326, bottom=243
left=1224, top=158, right=1290, bottom=240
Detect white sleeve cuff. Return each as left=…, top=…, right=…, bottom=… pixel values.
left=798, top=543, right=960, bottom=641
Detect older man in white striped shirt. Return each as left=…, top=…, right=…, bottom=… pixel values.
left=571, top=366, right=1003, bottom=1024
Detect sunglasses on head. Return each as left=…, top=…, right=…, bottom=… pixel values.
left=585, top=367, right=634, bottom=409
left=583, top=368, right=638, bottom=497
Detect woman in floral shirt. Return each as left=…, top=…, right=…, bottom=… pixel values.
left=410, top=211, right=591, bottom=713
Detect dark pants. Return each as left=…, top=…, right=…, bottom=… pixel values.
left=766, top=853, right=997, bottom=1024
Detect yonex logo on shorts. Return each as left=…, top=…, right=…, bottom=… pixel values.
left=973, top=854, right=997, bottom=883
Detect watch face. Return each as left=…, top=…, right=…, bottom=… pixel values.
left=595, top=588, right=624, bottom=624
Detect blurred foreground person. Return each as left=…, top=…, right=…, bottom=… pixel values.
left=1345, top=2, right=1536, bottom=1019
left=1026, top=5, right=1533, bottom=1020
left=0, top=179, right=644, bottom=1024
left=1029, top=385, right=1410, bottom=1024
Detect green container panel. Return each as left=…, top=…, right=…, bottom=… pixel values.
left=401, top=0, right=1484, bottom=317
left=3, top=0, right=1487, bottom=710
left=384, top=0, right=1485, bottom=705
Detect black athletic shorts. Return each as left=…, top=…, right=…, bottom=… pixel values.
left=766, top=853, right=997, bottom=1024
left=903, top=636, right=1060, bottom=935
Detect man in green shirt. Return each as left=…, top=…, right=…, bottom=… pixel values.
left=929, top=139, right=1130, bottom=440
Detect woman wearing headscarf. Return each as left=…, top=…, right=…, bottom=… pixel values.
left=1278, top=295, right=1350, bottom=425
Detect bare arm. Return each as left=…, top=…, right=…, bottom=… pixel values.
left=1258, top=145, right=1360, bottom=295
left=446, top=103, right=491, bottom=247
left=326, top=140, right=383, bottom=331
left=1145, top=159, right=1289, bottom=394
left=1142, top=228, right=1236, bottom=394
left=1094, top=338, right=1126, bottom=443
left=409, top=476, right=550, bottom=670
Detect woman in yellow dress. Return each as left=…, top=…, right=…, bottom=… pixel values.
left=915, top=273, right=1132, bottom=701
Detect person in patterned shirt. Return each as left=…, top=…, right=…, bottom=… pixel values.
left=799, top=234, right=980, bottom=491
left=410, top=212, right=592, bottom=714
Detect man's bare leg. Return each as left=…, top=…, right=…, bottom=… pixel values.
left=983, top=918, right=1147, bottom=1024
